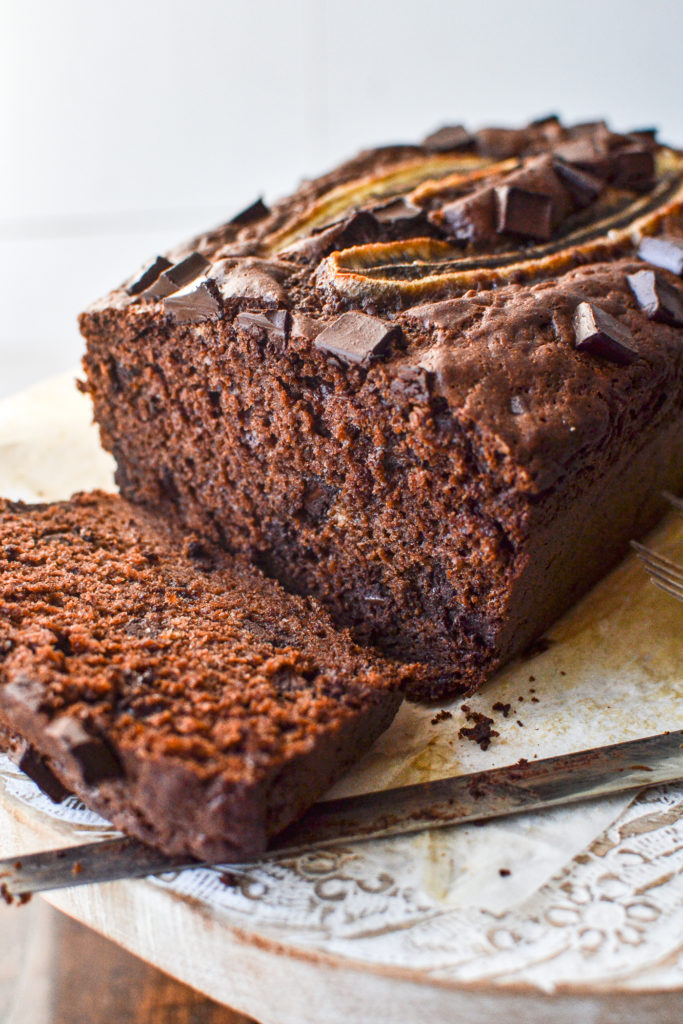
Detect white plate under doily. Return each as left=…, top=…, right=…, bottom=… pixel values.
left=1, top=372, right=682, bottom=1024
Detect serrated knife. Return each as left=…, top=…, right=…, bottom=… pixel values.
left=2, top=728, right=683, bottom=903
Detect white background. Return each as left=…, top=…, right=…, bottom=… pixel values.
left=2, top=0, right=683, bottom=397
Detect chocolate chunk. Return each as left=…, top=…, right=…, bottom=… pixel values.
left=235, top=309, right=291, bottom=340
left=372, top=198, right=425, bottom=225
left=314, top=312, right=402, bottom=365
left=553, top=160, right=603, bottom=208
left=570, top=120, right=608, bottom=135
left=437, top=187, right=496, bottom=244
left=530, top=113, right=560, bottom=128
left=211, top=260, right=289, bottom=306
left=628, top=128, right=658, bottom=146
left=495, top=186, right=553, bottom=240
left=164, top=279, right=222, bottom=324
left=390, top=365, right=433, bottom=403
left=321, top=210, right=379, bottom=246
left=229, top=197, right=270, bottom=227
left=142, top=252, right=211, bottom=299
left=289, top=313, right=321, bottom=343
left=18, top=745, right=70, bottom=803
left=3, top=676, right=47, bottom=714
left=125, top=255, right=172, bottom=296
left=627, top=269, right=683, bottom=326
left=611, top=146, right=655, bottom=191
left=475, top=128, right=528, bottom=159
left=638, top=235, right=683, bottom=275
left=44, top=717, right=123, bottom=786
left=422, top=125, right=472, bottom=152
left=281, top=211, right=379, bottom=263
left=552, top=138, right=610, bottom=179
left=572, top=301, right=638, bottom=365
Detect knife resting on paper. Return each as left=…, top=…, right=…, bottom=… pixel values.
left=2, top=728, right=682, bottom=903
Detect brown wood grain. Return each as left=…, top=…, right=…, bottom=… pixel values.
left=0, top=900, right=257, bottom=1024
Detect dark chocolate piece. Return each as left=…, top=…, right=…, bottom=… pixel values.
left=437, top=188, right=496, bottom=244
left=553, top=160, right=603, bottom=207
left=44, top=718, right=123, bottom=786
left=125, top=256, right=172, bottom=296
left=422, top=125, right=472, bottom=152
left=390, top=366, right=433, bottom=403
left=570, top=120, right=609, bottom=135
left=475, top=128, right=527, bottom=159
left=627, top=269, right=683, bottom=326
left=314, top=312, right=402, bottom=365
left=572, top=301, right=638, bottom=365
left=142, top=252, right=211, bottom=300
left=530, top=113, right=561, bottom=128
left=236, top=309, right=291, bottom=340
left=323, top=210, right=379, bottom=247
left=637, top=235, right=683, bottom=275
left=372, top=198, right=425, bottom=224
left=3, top=676, right=47, bottom=714
left=552, top=138, right=610, bottom=178
left=211, top=260, right=289, bottom=305
left=229, top=197, right=270, bottom=227
left=18, top=745, right=70, bottom=803
left=509, top=395, right=528, bottom=415
left=164, top=279, right=222, bottom=324
left=495, top=186, right=553, bottom=240
left=281, top=211, right=379, bottom=262
left=628, top=128, right=658, bottom=146
left=611, top=146, right=655, bottom=192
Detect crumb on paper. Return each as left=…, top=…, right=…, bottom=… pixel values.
left=492, top=701, right=511, bottom=718
left=431, top=709, right=453, bottom=725
left=458, top=706, right=499, bottom=751
left=499, top=868, right=511, bottom=878
left=517, top=720, right=525, bottom=727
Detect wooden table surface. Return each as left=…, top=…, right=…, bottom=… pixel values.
left=0, top=900, right=258, bottom=1024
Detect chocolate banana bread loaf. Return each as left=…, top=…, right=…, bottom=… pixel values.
left=0, top=493, right=404, bottom=859
left=80, top=117, right=683, bottom=699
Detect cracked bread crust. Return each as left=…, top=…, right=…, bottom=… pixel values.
left=0, top=493, right=404, bottom=858
left=79, top=118, right=683, bottom=698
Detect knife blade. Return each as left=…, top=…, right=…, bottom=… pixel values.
left=2, top=728, right=682, bottom=902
